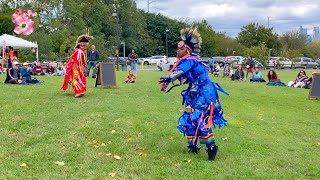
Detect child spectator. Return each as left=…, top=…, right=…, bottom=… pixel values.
left=223, top=64, right=231, bottom=77
left=212, top=63, right=220, bottom=77
left=125, top=70, right=136, bottom=83
left=288, top=70, right=308, bottom=88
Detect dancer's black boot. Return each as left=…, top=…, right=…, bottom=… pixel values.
left=187, top=145, right=200, bottom=154
left=207, top=143, right=218, bottom=161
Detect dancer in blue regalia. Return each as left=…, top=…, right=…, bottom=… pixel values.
left=159, top=26, right=229, bottom=161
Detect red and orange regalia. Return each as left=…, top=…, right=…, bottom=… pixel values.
left=61, top=34, right=93, bottom=97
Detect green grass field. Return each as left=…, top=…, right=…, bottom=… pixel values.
left=0, top=69, right=319, bottom=179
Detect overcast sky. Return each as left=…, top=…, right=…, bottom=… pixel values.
left=136, top=0, right=320, bottom=37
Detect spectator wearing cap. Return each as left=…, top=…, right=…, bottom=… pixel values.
left=4, top=61, right=22, bottom=84
left=20, top=63, right=40, bottom=84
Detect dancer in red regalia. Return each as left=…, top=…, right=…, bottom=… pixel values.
left=61, top=34, right=93, bottom=97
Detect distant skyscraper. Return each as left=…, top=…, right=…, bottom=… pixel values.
left=313, top=27, right=320, bottom=41
left=299, top=25, right=308, bottom=36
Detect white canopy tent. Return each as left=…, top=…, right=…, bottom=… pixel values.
left=0, top=34, right=38, bottom=67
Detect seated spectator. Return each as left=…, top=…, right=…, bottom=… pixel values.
left=45, top=62, right=55, bottom=76
left=231, top=65, right=244, bottom=81
left=4, top=61, right=23, bottom=84
left=54, top=62, right=65, bottom=76
left=212, top=63, right=220, bottom=77
left=125, top=70, right=136, bottom=83
left=0, top=59, right=3, bottom=74
left=288, top=70, right=308, bottom=88
left=266, top=70, right=286, bottom=86
left=250, top=68, right=266, bottom=82
left=33, top=62, right=45, bottom=75
left=304, top=72, right=316, bottom=89
left=223, top=64, right=231, bottom=77
left=20, top=63, right=41, bottom=84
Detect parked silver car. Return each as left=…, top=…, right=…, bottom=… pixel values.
left=292, top=57, right=318, bottom=69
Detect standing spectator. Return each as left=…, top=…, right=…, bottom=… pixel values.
left=45, top=62, right=55, bottom=76
left=128, top=49, right=139, bottom=76
left=223, top=64, right=231, bottom=77
left=208, top=57, right=215, bottom=74
left=86, top=45, right=100, bottom=77
left=4, top=61, right=22, bottom=84
left=33, top=62, right=45, bottom=75
left=6, top=46, right=15, bottom=68
left=246, top=56, right=255, bottom=79
left=288, top=70, right=308, bottom=88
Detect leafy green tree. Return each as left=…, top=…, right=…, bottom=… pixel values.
left=244, top=44, right=268, bottom=65
left=303, top=41, right=320, bottom=59
left=279, top=49, right=304, bottom=61
left=237, top=22, right=281, bottom=54
left=280, top=31, right=306, bottom=51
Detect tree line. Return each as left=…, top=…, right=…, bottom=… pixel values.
left=0, top=0, right=319, bottom=64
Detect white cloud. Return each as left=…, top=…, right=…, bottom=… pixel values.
left=136, top=0, right=320, bottom=37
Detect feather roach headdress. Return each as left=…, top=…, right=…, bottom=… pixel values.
left=178, top=26, right=202, bottom=54
left=75, top=28, right=93, bottom=48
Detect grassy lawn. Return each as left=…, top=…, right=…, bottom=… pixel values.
left=0, top=69, right=319, bottom=179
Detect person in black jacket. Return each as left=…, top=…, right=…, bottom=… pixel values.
left=86, top=45, right=100, bottom=77
left=4, top=61, right=23, bottom=84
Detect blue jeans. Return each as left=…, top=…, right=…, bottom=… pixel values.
left=131, top=61, right=138, bottom=75
left=87, top=61, right=97, bottom=77
left=8, top=60, right=12, bottom=68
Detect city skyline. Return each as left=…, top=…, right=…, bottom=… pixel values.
left=136, top=0, right=320, bottom=38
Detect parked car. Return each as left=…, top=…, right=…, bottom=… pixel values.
left=225, top=56, right=245, bottom=64
left=279, top=59, right=293, bottom=69
left=292, top=57, right=318, bottom=69
left=200, top=57, right=210, bottom=65
left=266, top=57, right=281, bottom=69
left=232, top=58, right=264, bottom=69
left=315, top=59, right=320, bottom=67
left=143, top=55, right=167, bottom=65
left=211, top=56, right=226, bottom=67
left=159, top=57, right=177, bottom=71
left=107, top=56, right=128, bottom=65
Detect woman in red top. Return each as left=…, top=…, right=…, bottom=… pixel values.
left=266, top=70, right=286, bottom=86
left=267, top=70, right=278, bottom=82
